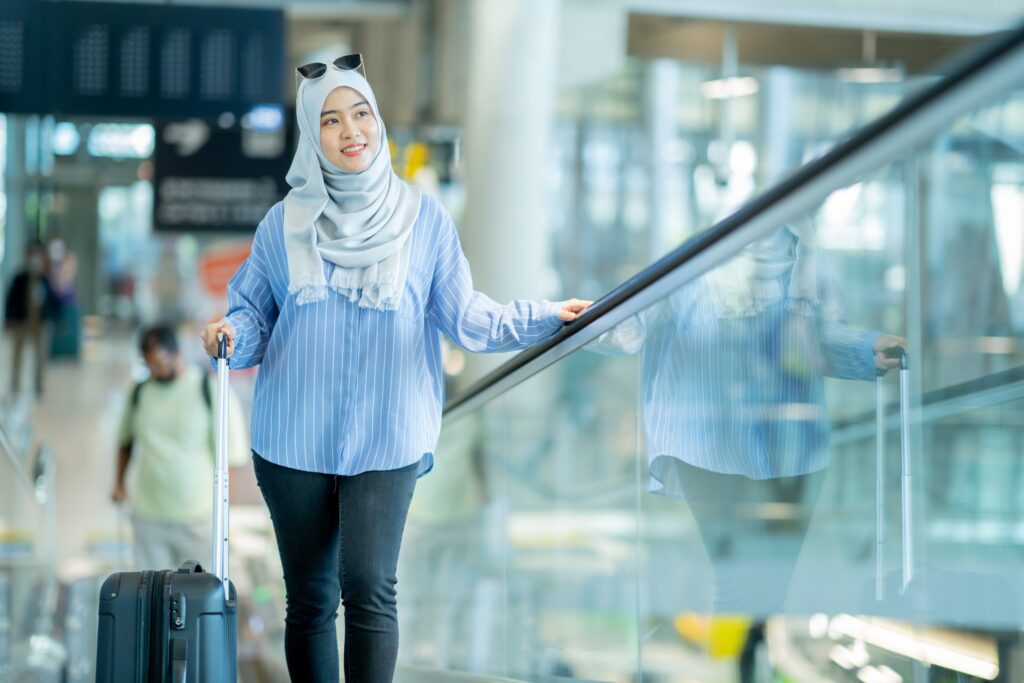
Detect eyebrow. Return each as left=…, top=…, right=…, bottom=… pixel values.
left=320, top=101, right=370, bottom=118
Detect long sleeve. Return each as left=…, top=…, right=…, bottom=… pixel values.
left=816, top=276, right=881, bottom=381
left=426, top=212, right=563, bottom=352
left=223, top=213, right=281, bottom=370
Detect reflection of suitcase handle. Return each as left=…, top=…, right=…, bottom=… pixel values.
left=212, top=334, right=231, bottom=599
left=876, top=347, right=911, bottom=601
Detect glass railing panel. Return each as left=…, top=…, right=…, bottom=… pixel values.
left=398, top=350, right=643, bottom=681
left=0, top=437, right=59, bottom=679
left=402, top=33, right=1024, bottom=680
left=398, top=399, right=513, bottom=676
left=496, top=351, right=641, bottom=681
left=414, top=25, right=1024, bottom=682
left=627, top=79, right=1024, bottom=681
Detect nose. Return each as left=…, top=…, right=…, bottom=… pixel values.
left=340, top=121, right=359, bottom=140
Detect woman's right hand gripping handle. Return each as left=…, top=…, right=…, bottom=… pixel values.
left=202, top=319, right=237, bottom=358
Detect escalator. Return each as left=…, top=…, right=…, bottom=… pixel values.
left=396, top=22, right=1024, bottom=683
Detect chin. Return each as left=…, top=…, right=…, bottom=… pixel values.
left=340, top=160, right=371, bottom=174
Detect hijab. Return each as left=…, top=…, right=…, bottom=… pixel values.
left=283, top=64, right=422, bottom=310
left=705, top=217, right=820, bottom=319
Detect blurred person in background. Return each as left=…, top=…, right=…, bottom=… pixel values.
left=201, top=54, right=591, bottom=683
left=46, top=237, right=81, bottom=361
left=4, top=242, right=58, bottom=398
left=111, top=324, right=250, bottom=570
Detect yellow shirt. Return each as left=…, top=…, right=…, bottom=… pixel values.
left=118, top=366, right=250, bottom=523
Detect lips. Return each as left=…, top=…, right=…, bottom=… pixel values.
left=341, top=144, right=366, bottom=156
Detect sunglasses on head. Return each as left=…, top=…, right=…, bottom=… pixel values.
left=296, top=54, right=366, bottom=81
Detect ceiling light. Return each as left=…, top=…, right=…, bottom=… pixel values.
left=829, top=614, right=999, bottom=680
left=837, top=67, right=904, bottom=83
left=701, top=76, right=759, bottom=100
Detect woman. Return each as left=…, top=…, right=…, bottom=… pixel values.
left=200, top=55, right=591, bottom=682
left=593, top=220, right=903, bottom=682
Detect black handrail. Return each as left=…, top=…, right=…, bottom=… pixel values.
left=444, top=22, right=1024, bottom=417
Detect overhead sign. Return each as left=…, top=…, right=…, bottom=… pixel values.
left=153, top=115, right=294, bottom=233
left=0, top=0, right=284, bottom=117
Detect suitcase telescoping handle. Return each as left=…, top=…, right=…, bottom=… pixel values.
left=213, top=333, right=230, bottom=599
left=875, top=346, right=911, bottom=601
left=875, top=362, right=887, bottom=601
left=885, top=347, right=913, bottom=594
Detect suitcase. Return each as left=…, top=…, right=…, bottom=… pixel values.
left=95, top=335, right=237, bottom=683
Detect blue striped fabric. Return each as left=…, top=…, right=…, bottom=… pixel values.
left=594, top=267, right=880, bottom=489
left=223, top=196, right=563, bottom=477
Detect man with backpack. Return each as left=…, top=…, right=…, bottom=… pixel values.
left=110, top=324, right=250, bottom=569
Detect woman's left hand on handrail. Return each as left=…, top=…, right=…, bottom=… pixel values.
left=558, top=299, right=594, bottom=323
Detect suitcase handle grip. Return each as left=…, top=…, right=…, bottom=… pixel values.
left=217, top=333, right=228, bottom=360
left=883, top=345, right=908, bottom=369
left=176, top=560, right=204, bottom=575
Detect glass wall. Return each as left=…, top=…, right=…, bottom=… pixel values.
left=398, top=61, right=1024, bottom=683
left=549, top=61, right=936, bottom=300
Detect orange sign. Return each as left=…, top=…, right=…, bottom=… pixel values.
left=198, top=242, right=252, bottom=295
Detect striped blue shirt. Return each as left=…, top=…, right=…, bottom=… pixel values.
left=222, top=196, right=563, bottom=477
left=594, top=260, right=880, bottom=489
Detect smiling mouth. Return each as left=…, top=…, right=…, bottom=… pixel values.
left=341, top=144, right=366, bottom=156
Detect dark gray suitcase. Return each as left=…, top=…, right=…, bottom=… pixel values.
left=96, top=563, right=237, bottom=682
left=96, top=336, right=237, bottom=683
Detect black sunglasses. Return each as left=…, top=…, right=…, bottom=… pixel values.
left=296, top=54, right=366, bottom=81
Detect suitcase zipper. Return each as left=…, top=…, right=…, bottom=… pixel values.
left=135, top=571, right=152, bottom=682
left=149, top=570, right=173, bottom=682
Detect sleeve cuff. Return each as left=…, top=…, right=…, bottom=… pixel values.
left=859, top=330, right=883, bottom=376
left=539, top=300, right=563, bottom=326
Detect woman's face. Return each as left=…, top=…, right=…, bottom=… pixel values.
left=319, top=86, right=380, bottom=173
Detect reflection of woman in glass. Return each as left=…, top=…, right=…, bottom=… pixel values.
left=200, top=56, right=591, bottom=682
left=595, top=219, right=902, bottom=680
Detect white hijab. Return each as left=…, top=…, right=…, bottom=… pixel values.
left=706, top=217, right=820, bottom=319
left=283, top=65, right=422, bottom=309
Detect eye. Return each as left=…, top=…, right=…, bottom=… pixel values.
left=355, top=110, right=369, bottom=119
left=321, top=117, right=338, bottom=126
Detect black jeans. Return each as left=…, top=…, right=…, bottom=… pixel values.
left=670, top=458, right=825, bottom=614
left=670, top=459, right=825, bottom=683
left=253, top=453, right=418, bottom=683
